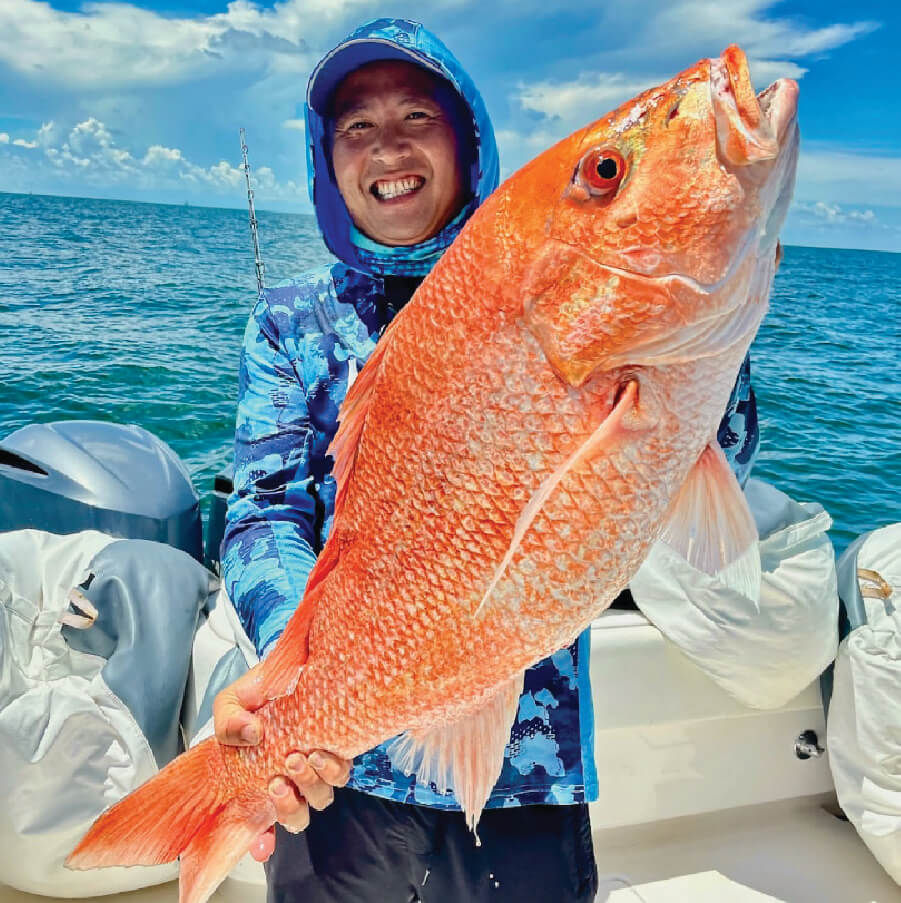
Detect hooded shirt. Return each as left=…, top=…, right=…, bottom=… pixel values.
left=222, top=17, right=758, bottom=811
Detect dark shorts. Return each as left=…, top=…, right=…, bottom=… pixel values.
left=265, top=787, right=598, bottom=903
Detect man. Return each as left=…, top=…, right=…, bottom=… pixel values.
left=217, top=17, right=759, bottom=902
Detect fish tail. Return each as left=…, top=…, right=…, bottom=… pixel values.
left=67, top=738, right=276, bottom=903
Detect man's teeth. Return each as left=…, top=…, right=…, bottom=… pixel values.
left=373, top=177, right=424, bottom=200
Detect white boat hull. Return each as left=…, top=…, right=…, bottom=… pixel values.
left=1, top=611, right=896, bottom=902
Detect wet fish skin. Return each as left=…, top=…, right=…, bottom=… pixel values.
left=67, top=45, right=799, bottom=903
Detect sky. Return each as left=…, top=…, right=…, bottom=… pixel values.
left=0, top=0, right=898, bottom=251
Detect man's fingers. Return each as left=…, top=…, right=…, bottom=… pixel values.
left=269, top=777, right=311, bottom=833
left=232, top=663, right=267, bottom=711
left=230, top=713, right=262, bottom=746
left=281, top=755, right=331, bottom=810
left=249, top=828, right=276, bottom=863
left=212, top=665, right=268, bottom=746
left=300, top=751, right=352, bottom=788
left=212, top=693, right=262, bottom=746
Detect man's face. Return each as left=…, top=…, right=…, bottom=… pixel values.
left=330, top=61, right=467, bottom=247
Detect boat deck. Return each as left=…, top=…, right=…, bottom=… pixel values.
left=1, top=795, right=897, bottom=902
left=590, top=795, right=899, bottom=901
left=3, top=614, right=896, bottom=902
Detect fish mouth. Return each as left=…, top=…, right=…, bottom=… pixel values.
left=369, top=175, right=426, bottom=202
left=757, top=77, right=799, bottom=145
left=711, top=46, right=798, bottom=166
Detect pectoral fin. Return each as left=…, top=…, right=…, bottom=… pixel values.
left=476, top=381, right=638, bottom=616
left=660, top=443, right=761, bottom=599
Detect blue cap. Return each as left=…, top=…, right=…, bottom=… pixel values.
left=303, top=18, right=500, bottom=277
left=307, top=32, right=445, bottom=115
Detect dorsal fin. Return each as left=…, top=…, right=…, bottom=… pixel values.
left=327, top=333, right=393, bottom=517
left=303, top=535, right=341, bottom=602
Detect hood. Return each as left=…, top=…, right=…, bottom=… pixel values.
left=304, top=18, right=500, bottom=278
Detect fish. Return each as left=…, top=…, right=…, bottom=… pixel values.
left=67, top=45, right=799, bottom=903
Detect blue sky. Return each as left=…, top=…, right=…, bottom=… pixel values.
left=0, top=0, right=898, bottom=251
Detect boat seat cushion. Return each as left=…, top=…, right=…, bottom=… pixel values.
left=629, top=478, right=839, bottom=710
left=828, top=523, right=901, bottom=886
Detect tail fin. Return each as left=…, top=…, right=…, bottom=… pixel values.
left=67, top=738, right=276, bottom=903
left=177, top=793, right=276, bottom=903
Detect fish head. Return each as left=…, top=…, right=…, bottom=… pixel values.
left=514, top=46, right=799, bottom=387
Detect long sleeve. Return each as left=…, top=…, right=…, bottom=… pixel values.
left=221, top=294, right=319, bottom=658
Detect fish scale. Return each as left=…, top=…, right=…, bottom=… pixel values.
left=68, top=46, right=800, bottom=903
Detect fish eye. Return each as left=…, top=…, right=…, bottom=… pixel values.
left=579, top=149, right=626, bottom=197
left=596, top=157, right=618, bottom=179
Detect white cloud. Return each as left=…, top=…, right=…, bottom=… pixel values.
left=0, top=0, right=434, bottom=92
left=795, top=149, right=901, bottom=209
left=494, top=127, right=559, bottom=152
left=513, top=55, right=806, bottom=139
left=0, top=0, right=886, bottom=230
left=0, top=0, right=320, bottom=89
left=142, top=145, right=184, bottom=167
left=7, top=116, right=306, bottom=199
left=68, top=118, right=115, bottom=155
left=494, top=126, right=563, bottom=178
left=746, top=59, right=806, bottom=85
left=517, top=73, right=658, bottom=124
left=4, top=0, right=873, bottom=95
left=639, top=0, right=878, bottom=71
left=796, top=201, right=879, bottom=226
left=0, top=133, right=9, bottom=144
left=507, top=0, right=876, bottom=147
left=503, top=0, right=875, bottom=174
left=499, top=0, right=882, bottom=180
left=205, top=159, right=245, bottom=188
left=36, top=121, right=56, bottom=147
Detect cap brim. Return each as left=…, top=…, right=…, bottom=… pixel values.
left=307, top=38, right=445, bottom=114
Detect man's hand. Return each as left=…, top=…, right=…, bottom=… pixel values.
left=212, top=663, right=351, bottom=862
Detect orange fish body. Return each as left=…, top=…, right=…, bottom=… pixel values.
left=69, top=46, right=800, bottom=903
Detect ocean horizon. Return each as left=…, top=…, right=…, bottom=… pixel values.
left=4, top=189, right=897, bottom=256
left=1, top=190, right=899, bottom=554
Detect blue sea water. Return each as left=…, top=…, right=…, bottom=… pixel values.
left=0, top=191, right=898, bottom=554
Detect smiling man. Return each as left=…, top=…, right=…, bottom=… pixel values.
left=217, top=17, right=602, bottom=903
left=330, top=60, right=469, bottom=247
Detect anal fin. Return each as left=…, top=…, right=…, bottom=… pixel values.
left=661, top=443, right=761, bottom=599
left=387, top=675, right=523, bottom=833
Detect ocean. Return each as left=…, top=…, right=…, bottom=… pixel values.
left=0, top=191, right=898, bottom=555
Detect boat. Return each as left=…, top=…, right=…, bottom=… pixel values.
left=0, top=420, right=897, bottom=902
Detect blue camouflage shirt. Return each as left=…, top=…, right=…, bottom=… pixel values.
left=222, top=17, right=759, bottom=812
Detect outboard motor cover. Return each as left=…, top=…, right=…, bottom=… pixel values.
left=0, top=529, right=259, bottom=896
left=0, top=420, right=202, bottom=560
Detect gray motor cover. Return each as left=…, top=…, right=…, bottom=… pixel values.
left=63, top=539, right=216, bottom=767
left=0, top=420, right=202, bottom=560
